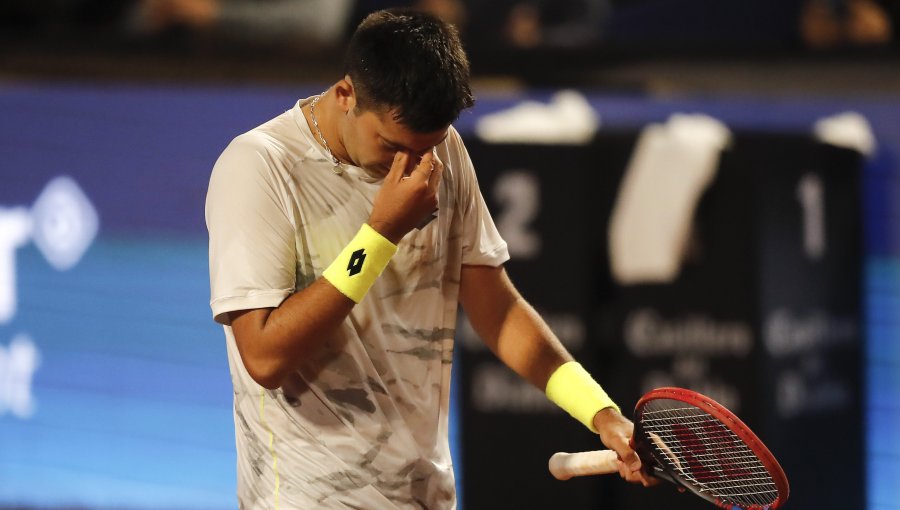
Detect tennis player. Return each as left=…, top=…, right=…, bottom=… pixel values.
left=206, top=8, right=653, bottom=508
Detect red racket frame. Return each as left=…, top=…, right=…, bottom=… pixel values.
left=634, top=387, right=790, bottom=510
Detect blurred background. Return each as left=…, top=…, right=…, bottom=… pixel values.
left=0, top=1, right=898, bottom=509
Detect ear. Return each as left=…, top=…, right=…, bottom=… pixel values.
left=333, top=76, right=356, bottom=113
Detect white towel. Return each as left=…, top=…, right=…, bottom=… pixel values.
left=475, top=90, right=600, bottom=145
left=609, top=114, right=731, bottom=285
left=813, top=111, right=876, bottom=157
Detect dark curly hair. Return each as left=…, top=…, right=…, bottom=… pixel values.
left=344, top=9, right=475, bottom=133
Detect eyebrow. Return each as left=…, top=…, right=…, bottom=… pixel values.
left=382, top=132, right=450, bottom=153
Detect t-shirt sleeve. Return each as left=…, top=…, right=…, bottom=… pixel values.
left=206, top=134, right=297, bottom=325
left=446, top=127, right=510, bottom=267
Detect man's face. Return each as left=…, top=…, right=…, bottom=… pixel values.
left=342, top=106, right=448, bottom=176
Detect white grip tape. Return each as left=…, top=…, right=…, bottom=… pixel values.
left=549, top=450, right=620, bottom=480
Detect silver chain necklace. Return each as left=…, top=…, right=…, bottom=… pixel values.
left=309, top=92, right=344, bottom=175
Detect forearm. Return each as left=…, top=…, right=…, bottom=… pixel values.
left=460, top=265, right=572, bottom=390
left=500, top=299, right=622, bottom=434
left=489, top=296, right=574, bottom=390
left=480, top=281, right=651, bottom=483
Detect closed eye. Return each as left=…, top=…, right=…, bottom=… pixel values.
left=380, top=138, right=403, bottom=152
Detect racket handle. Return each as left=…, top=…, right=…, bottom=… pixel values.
left=549, top=450, right=619, bottom=480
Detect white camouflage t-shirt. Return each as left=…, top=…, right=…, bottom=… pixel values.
left=206, top=98, right=509, bottom=509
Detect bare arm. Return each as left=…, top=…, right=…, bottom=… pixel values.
left=459, top=264, right=656, bottom=486
left=231, top=150, right=443, bottom=389
left=458, top=264, right=571, bottom=389
left=229, top=280, right=354, bottom=389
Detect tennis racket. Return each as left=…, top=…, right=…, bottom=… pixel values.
left=549, top=387, right=790, bottom=509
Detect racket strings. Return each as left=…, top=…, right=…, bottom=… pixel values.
left=640, top=403, right=779, bottom=508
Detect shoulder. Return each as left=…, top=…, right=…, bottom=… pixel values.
left=208, top=129, right=291, bottom=208
left=441, top=125, right=467, bottom=156
left=224, top=130, right=270, bottom=158
left=214, top=117, right=305, bottom=182
left=219, top=107, right=308, bottom=170
left=226, top=121, right=293, bottom=163
left=212, top=132, right=273, bottom=183
left=438, top=124, right=478, bottom=186
left=437, top=125, right=473, bottom=175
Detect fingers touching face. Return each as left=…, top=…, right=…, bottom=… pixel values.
left=349, top=107, right=449, bottom=175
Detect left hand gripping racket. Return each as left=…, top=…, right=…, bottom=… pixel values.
left=549, top=387, right=790, bottom=509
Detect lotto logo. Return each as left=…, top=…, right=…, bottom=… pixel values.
left=0, top=335, right=40, bottom=418
left=0, top=177, right=98, bottom=324
left=347, top=248, right=366, bottom=277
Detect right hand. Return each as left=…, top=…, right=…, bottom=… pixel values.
left=368, top=150, right=443, bottom=243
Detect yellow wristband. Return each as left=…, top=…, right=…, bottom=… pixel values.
left=322, top=224, right=398, bottom=303
left=545, top=361, right=620, bottom=433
